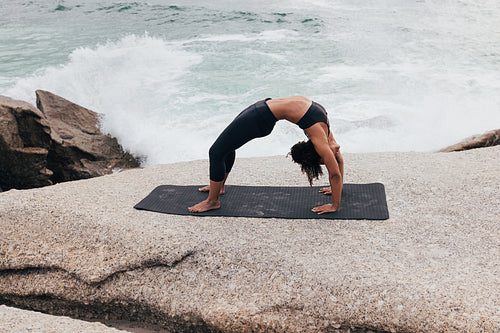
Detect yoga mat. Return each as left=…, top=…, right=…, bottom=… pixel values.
left=134, top=183, right=389, bottom=220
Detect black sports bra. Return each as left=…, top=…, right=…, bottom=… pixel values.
left=265, top=98, right=330, bottom=136
left=296, top=101, right=330, bottom=135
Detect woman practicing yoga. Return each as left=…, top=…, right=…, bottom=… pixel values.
left=188, top=95, right=344, bottom=214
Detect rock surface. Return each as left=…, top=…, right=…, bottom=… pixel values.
left=0, top=92, right=140, bottom=191
left=0, top=305, right=124, bottom=333
left=0, top=95, right=53, bottom=190
left=440, top=128, right=500, bottom=152
left=1, top=148, right=499, bottom=332
left=36, top=90, right=140, bottom=183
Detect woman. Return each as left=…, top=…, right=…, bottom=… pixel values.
left=188, top=96, right=344, bottom=214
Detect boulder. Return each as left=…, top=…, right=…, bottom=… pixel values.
left=0, top=96, right=53, bottom=190
left=0, top=305, right=124, bottom=332
left=440, top=129, right=500, bottom=152
left=0, top=91, right=140, bottom=190
left=36, top=90, right=140, bottom=183
left=1, top=150, right=499, bottom=332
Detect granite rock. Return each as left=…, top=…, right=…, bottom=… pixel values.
left=440, top=128, right=500, bottom=152
left=0, top=95, right=53, bottom=190
left=36, top=90, right=140, bottom=183
left=0, top=305, right=124, bottom=333
left=1, top=148, right=499, bottom=332
left=0, top=92, right=140, bottom=190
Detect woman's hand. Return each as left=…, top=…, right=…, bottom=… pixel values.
left=318, top=187, right=332, bottom=195
left=312, top=203, right=338, bottom=215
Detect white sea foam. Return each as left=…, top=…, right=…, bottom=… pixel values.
left=2, top=0, right=500, bottom=165
left=5, top=35, right=208, bottom=164
left=179, top=29, right=299, bottom=45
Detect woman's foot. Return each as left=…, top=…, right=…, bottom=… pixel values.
left=198, top=185, right=225, bottom=194
left=188, top=199, right=220, bottom=212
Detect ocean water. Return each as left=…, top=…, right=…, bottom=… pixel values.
left=1, top=0, right=499, bottom=165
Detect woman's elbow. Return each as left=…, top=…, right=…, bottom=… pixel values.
left=329, top=170, right=342, bottom=181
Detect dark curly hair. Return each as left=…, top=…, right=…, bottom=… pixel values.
left=289, top=140, right=323, bottom=186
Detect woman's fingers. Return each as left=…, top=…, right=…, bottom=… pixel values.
left=318, top=187, right=332, bottom=195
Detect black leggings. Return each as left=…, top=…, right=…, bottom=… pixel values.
left=209, top=99, right=277, bottom=182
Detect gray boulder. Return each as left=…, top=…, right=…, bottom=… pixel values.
left=0, top=92, right=140, bottom=191
left=440, top=129, right=500, bottom=152
left=1, top=150, right=499, bottom=332
left=0, top=305, right=124, bottom=332
left=36, top=90, right=140, bottom=183
left=0, top=95, right=53, bottom=190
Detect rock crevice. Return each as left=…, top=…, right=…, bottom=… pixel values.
left=0, top=250, right=196, bottom=285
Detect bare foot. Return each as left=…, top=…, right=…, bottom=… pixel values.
left=188, top=199, right=220, bottom=212
left=198, top=185, right=225, bottom=195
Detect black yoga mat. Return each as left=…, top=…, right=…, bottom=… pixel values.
left=134, top=183, right=389, bottom=220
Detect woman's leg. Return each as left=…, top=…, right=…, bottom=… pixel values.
left=189, top=101, right=275, bottom=212
left=188, top=142, right=237, bottom=212
left=198, top=150, right=235, bottom=193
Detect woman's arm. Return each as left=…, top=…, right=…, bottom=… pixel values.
left=308, top=126, right=343, bottom=214
left=313, top=148, right=342, bottom=214
left=335, top=149, right=344, bottom=179
left=319, top=150, right=344, bottom=195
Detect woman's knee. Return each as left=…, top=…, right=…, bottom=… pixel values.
left=209, top=143, right=223, bottom=160
left=208, top=144, right=226, bottom=181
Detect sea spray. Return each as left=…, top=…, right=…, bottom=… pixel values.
left=1, top=0, right=499, bottom=165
